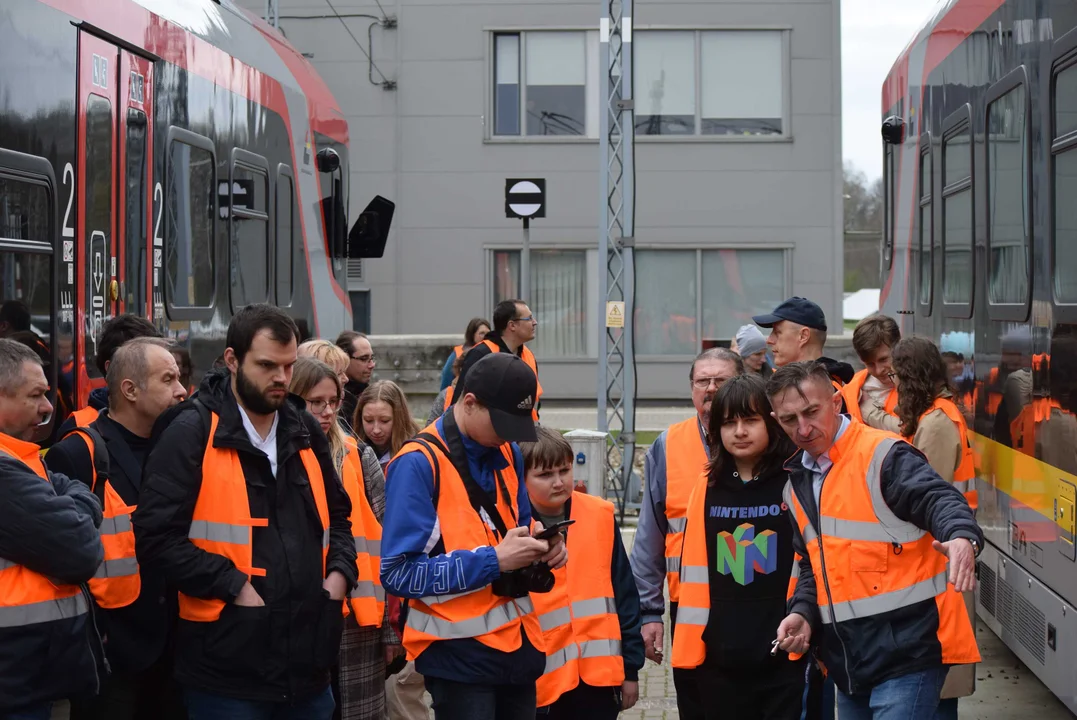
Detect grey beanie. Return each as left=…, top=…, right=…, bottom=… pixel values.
left=735, top=325, right=767, bottom=357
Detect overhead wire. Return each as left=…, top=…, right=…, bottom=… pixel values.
left=320, top=0, right=394, bottom=87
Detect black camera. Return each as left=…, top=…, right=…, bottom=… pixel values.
left=491, top=562, right=556, bottom=598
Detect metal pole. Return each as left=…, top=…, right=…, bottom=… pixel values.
left=598, top=0, right=635, bottom=519
left=521, top=218, right=531, bottom=302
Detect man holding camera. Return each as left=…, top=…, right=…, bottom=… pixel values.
left=381, top=353, right=567, bottom=720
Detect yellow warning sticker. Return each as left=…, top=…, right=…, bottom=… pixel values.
left=606, top=301, right=625, bottom=328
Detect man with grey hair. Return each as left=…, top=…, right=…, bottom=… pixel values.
left=0, top=338, right=104, bottom=719
left=45, top=337, right=188, bottom=720
left=628, top=346, right=743, bottom=720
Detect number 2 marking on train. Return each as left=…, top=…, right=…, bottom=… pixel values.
left=62, top=163, right=74, bottom=238
left=153, top=182, right=163, bottom=247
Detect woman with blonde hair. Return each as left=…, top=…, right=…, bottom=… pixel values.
left=289, top=357, right=402, bottom=720
left=354, top=380, right=420, bottom=469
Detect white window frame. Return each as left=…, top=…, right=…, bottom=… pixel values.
left=484, top=26, right=792, bottom=144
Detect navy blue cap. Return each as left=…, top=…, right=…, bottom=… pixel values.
left=752, top=297, right=827, bottom=332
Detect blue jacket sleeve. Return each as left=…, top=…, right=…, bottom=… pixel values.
left=612, top=522, right=644, bottom=681
left=880, top=443, right=984, bottom=547
left=439, top=353, right=455, bottom=391
left=512, top=444, right=532, bottom=528
left=629, top=432, right=669, bottom=624
left=380, top=451, right=502, bottom=599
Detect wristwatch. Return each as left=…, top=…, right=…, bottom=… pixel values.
left=968, top=538, right=981, bottom=558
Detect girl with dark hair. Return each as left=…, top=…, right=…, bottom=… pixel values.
left=890, top=335, right=979, bottom=720
left=439, top=317, right=491, bottom=390
left=671, top=374, right=807, bottom=720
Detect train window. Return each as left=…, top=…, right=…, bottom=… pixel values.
left=166, top=134, right=216, bottom=312
left=125, top=109, right=147, bottom=314
left=1053, top=61, right=1077, bottom=305
left=942, top=113, right=973, bottom=310
left=0, top=178, right=50, bottom=243
left=84, top=95, right=113, bottom=379
left=986, top=82, right=1029, bottom=308
left=229, top=156, right=269, bottom=309
left=918, top=140, right=932, bottom=309
left=275, top=168, right=295, bottom=307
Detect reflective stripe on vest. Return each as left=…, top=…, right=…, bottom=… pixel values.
left=784, top=422, right=979, bottom=672
left=531, top=492, right=624, bottom=707
left=69, top=429, right=140, bottom=609
left=343, top=440, right=385, bottom=627
left=670, top=473, right=709, bottom=669
left=0, top=439, right=91, bottom=629
left=396, top=423, right=536, bottom=660
left=481, top=339, right=542, bottom=421
left=178, top=411, right=331, bottom=622
left=663, top=419, right=707, bottom=604
left=924, top=397, right=978, bottom=510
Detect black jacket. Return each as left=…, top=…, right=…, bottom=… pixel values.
left=699, top=464, right=798, bottom=671
left=56, top=386, right=109, bottom=438
left=133, top=370, right=358, bottom=702
left=818, top=356, right=855, bottom=413
left=0, top=448, right=104, bottom=710
left=45, top=412, right=173, bottom=675
left=786, top=440, right=983, bottom=695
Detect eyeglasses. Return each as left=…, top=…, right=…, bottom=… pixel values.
left=351, top=353, right=376, bottom=364
left=886, top=372, right=897, bottom=382
left=306, top=397, right=342, bottom=415
left=513, top=315, right=535, bottom=323
left=692, top=376, right=728, bottom=390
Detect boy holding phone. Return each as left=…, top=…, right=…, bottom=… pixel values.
left=521, top=426, right=644, bottom=719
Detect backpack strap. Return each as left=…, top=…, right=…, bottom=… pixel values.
left=60, top=424, right=111, bottom=500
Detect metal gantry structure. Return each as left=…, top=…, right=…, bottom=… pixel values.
left=596, top=0, right=637, bottom=523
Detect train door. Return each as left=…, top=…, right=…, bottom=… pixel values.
left=76, top=33, right=120, bottom=404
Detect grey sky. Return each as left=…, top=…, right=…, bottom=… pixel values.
left=842, top=0, right=941, bottom=181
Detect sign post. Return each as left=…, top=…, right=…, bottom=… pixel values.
left=505, top=178, right=546, bottom=301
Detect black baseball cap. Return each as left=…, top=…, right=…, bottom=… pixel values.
left=460, top=353, right=538, bottom=442
left=753, top=297, right=827, bottom=332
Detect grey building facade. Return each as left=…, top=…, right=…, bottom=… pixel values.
left=238, top=0, right=843, bottom=400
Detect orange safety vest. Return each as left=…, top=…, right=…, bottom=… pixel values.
left=443, top=385, right=455, bottom=411
left=395, top=423, right=539, bottom=661
left=0, top=435, right=91, bottom=627
left=532, top=492, right=624, bottom=707
left=923, top=397, right=978, bottom=511
left=481, top=339, right=542, bottom=421
left=663, top=418, right=707, bottom=604
left=841, top=369, right=898, bottom=424
left=70, top=405, right=101, bottom=428
left=453, top=345, right=464, bottom=359
left=179, top=411, right=331, bottom=622
left=342, top=438, right=384, bottom=627
left=671, top=473, right=801, bottom=669
left=783, top=422, right=979, bottom=673
left=62, top=427, right=140, bottom=609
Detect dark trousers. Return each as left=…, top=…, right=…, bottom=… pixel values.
left=425, top=676, right=536, bottom=720
left=70, top=656, right=184, bottom=720
left=698, top=659, right=807, bottom=720
left=184, top=686, right=335, bottom=720
left=670, top=602, right=705, bottom=720
left=0, top=704, right=51, bottom=720
left=537, top=682, right=620, bottom=720
left=802, top=661, right=830, bottom=720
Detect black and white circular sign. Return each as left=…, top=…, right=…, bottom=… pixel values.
left=505, top=178, right=546, bottom=219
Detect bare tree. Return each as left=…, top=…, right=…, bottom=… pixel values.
left=843, top=162, right=882, bottom=232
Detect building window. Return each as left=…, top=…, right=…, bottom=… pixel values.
left=942, top=118, right=973, bottom=307
left=919, top=142, right=932, bottom=308
left=166, top=135, right=216, bottom=310
left=987, top=82, right=1029, bottom=307
left=492, top=249, right=588, bottom=356
left=635, top=248, right=786, bottom=356
left=492, top=31, right=598, bottom=138
left=636, top=30, right=785, bottom=137
left=1054, top=61, right=1077, bottom=304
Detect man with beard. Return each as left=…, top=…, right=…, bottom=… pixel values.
left=134, top=304, right=357, bottom=720
left=628, top=347, right=743, bottom=720
left=46, top=338, right=189, bottom=720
